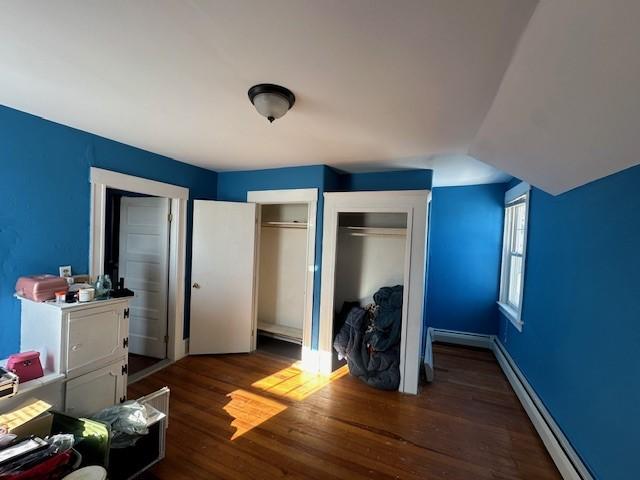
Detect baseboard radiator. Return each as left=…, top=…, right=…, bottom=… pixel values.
left=429, top=328, right=593, bottom=480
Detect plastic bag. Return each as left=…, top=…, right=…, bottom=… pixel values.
left=46, top=433, right=75, bottom=452
left=91, top=401, right=150, bottom=448
left=0, top=433, right=16, bottom=448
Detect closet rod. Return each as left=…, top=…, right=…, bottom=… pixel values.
left=262, top=221, right=308, bottom=229
left=340, top=226, right=406, bottom=237
left=347, top=232, right=406, bottom=238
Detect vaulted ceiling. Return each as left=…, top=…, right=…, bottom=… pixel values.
left=1, top=1, right=638, bottom=192
left=471, top=0, right=640, bottom=194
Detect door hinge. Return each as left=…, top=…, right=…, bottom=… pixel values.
left=164, top=335, right=169, bottom=343
left=119, top=395, right=126, bottom=403
left=124, top=308, right=130, bottom=319
left=123, top=337, right=129, bottom=348
left=122, top=364, right=128, bottom=375
left=168, top=212, right=173, bottom=223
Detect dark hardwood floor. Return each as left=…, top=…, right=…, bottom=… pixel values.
left=256, top=334, right=302, bottom=361
left=129, top=353, right=164, bottom=376
left=129, top=343, right=560, bottom=480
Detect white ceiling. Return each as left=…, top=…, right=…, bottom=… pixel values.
left=0, top=0, right=535, bottom=186
left=471, top=0, right=640, bottom=194
left=4, top=1, right=636, bottom=193
left=339, top=155, right=511, bottom=188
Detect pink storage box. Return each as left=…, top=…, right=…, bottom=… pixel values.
left=15, top=274, right=69, bottom=302
left=6, top=350, right=44, bottom=382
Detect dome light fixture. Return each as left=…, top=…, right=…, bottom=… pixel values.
left=248, top=83, right=295, bottom=123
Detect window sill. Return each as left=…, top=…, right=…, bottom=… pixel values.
left=497, top=302, right=523, bottom=332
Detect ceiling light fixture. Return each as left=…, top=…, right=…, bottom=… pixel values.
left=248, top=83, right=295, bottom=123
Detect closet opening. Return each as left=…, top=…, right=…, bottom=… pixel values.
left=255, top=203, right=307, bottom=361
left=319, top=190, right=430, bottom=394
left=332, top=212, right=408, bottom=388
left=248, top=189, right=318, bottom=366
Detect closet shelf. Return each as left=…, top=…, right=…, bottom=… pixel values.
left=340, top=226, right=406, bottom=237
left=258, top=322, right=303, bottom=344
left=262, top=221, right=308, bottom=229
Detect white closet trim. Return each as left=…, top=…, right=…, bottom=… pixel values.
left=319, top=190, right=430, bottom=394
left=248, top=188, right=316, bottom=203
left=247, top=188, right=318, bottom=371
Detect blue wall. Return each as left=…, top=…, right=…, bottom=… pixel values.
left=337, top=169, right=433, bottom=192
left=0, top=106, right=218, bottom=358
left=0, top=102, right=434, bottom=358
left=217, top=165, right=328, bottom=202
left=499, top=165, right=640, bottom=479
left=426, top=184, right=504, bottom=334
left=217, top=166, right=432, bottom=346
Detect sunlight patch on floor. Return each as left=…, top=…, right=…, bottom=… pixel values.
left=225, top=363, right=350, bottom=440
left=223, top=389, right=287, bottom=440
left=251, top=362, right=349, bottom=401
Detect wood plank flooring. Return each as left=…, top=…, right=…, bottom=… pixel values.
left=129, top=353, right=164, bottom=376
left=129, top=343, right=560, bottom=479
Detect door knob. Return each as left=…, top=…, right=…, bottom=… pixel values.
left=192, top=282, right=201, bottom=289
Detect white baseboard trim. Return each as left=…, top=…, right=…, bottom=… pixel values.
left=429, top=328, right=592, bottom=480
left=492, top=338, right=592, bottom=480
left=175, top=339, right=189, bottom=361
left=431, top=328, right=494, bottom=349
left=424, top=328, right=434, bottom=382
left=128, top=358, right=173, bottom=385
left=301, top=346, right=321, bottom=374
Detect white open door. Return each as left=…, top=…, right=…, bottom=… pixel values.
left=119, top=196, right=170, bottom=359
left=190, top=200, right=257, bottom=354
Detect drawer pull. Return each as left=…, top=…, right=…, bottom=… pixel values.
left=71, top=343, right=82, bottom=351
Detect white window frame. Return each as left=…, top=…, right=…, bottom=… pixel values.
left=497, top=182, right=530, bottom=332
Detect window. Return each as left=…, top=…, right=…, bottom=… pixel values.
left=498, top=182, right=530, bottom=331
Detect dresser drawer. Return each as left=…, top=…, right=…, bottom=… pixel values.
left=66, top=303, right=129, bottom=378
left=65, top=358, right=127, bottom=417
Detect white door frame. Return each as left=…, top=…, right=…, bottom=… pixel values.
left=319, top=190, right=430, bottom=394
left=89, top=167, right=189, bottom=362
left=247, top=188, right=318, bottom=370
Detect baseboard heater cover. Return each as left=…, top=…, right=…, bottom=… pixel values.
left=429, top=328, right=592, bottom=480
left=430, top=328, right=494, bottom=349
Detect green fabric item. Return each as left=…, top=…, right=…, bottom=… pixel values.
left=51, top=412, right=111, bottom=468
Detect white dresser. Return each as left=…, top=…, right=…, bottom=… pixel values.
left=18, top=297, right=130, bottom=417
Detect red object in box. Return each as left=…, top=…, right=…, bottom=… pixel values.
left=7, top=351, right=44, bottom=382
left=15, top=275, right=68, bottom=302
left=2, top=450, right=74, bottom=480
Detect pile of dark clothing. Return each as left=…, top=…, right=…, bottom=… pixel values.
left=333, top=285, right=403, bottom=390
